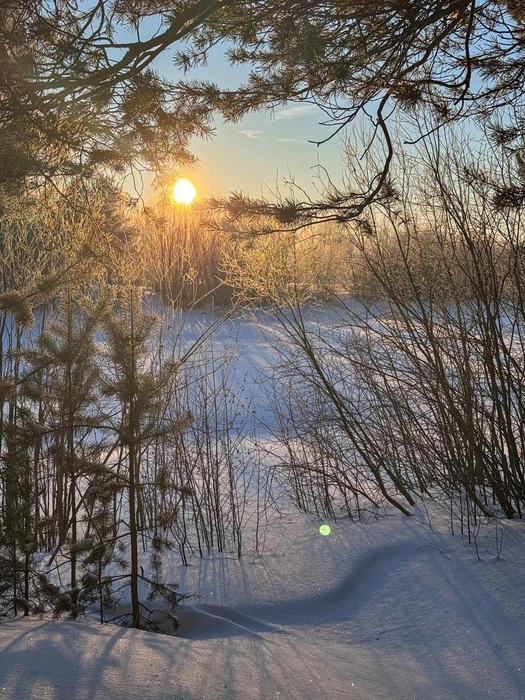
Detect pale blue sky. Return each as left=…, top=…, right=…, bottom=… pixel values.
left=148, top=39, right=347, bottom=200
left=189, top=104, right=346, bottom=198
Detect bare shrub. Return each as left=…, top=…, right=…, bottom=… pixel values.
left=234, top=132, right=525, bottom=532
left=134, top=200, right=236, bottom=307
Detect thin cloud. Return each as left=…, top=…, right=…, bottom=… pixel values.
left=272, top=105, right=318, bottom=121
left=274, top=138, right=306, bottom=143
left=239, top=129, right=262, bottom=139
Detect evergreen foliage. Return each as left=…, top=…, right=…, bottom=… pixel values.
left=1, top=1, right=524, bottom=214
left=166, top=0, right=525, bottom=223
left=0, top=1, right=224, bottom=188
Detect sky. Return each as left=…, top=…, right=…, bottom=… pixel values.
left=148, top=39, right=348, bottom=201
left=189, top=103, right=346, bottom=199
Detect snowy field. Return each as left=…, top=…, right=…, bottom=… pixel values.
left=1, top=306, right=525, bottom=699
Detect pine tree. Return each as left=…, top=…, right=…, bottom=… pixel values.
left=100, top=283, right=188, bottom=628
left=20, top=291, right=109, bottom=616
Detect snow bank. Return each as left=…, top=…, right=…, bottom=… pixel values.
left=1, top=504, right=525, bottom=699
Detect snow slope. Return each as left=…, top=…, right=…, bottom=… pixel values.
left=1, top=503, right=525, bottom=700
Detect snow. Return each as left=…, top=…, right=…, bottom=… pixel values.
left=2, top=306, right=525, bottom=699
left=2, top=505, right=525, bottom=699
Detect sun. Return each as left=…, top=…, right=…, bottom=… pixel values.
left=173, top=178, right=196, bottom=204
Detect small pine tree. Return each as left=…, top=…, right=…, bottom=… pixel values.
left=100, top=284, right=189, bottom=628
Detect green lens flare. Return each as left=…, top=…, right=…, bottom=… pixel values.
left=319, top=524, right=331, bottom=536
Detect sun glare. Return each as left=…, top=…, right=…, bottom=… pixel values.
left=173, top=178, right=196, bottom=204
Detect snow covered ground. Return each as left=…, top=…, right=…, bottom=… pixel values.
left=2, top=306, right=525, bottom=699
left=1, top=503, right=525, bottom=699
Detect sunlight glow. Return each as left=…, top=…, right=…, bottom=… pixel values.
left=319, top=524, right=331, bottom=536
left=173, top=178, right=196, bottom=204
